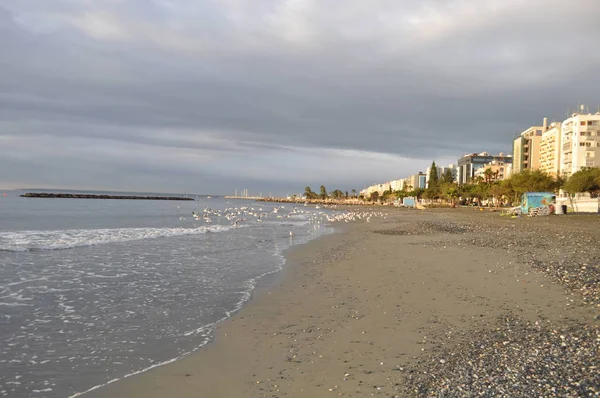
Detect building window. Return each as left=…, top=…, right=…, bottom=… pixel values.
left=581, top=121, right=587, bottom=126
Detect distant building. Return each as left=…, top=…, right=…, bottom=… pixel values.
left=389, top=178, right=406, bottom=191
left=473, top=160, right=510, bottom=181
left=457, top=152, right=513, bottom=185
left=504, top=163, right=513, bottom=179
left=406, top=172, right=427, bottom=190
left=559, top=109, right=600, bottom=177
left=539, top=122, right=562, bottom=176
left=425, top=164, right=457, bottom=187
left=360, top=183, right=387, bottom=198
left=512, top=121, right=544, bottom=174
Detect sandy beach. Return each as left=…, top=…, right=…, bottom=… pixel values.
left=86, top=208, right=600, bottom=398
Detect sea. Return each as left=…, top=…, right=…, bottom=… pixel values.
left=0, top=190, right=336, bottom=398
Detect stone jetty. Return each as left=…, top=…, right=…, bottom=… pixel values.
left=20, top=193, right=194, bottom=201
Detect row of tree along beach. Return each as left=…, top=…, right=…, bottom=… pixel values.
left=259, top=165, right=600, bottom=207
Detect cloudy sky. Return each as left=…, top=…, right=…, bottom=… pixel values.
left=1, top=0, right=600, bottom=195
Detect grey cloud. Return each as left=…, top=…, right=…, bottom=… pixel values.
left=1, top=1, right=600, bottom=193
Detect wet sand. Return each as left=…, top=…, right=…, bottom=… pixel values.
left=86, top=208, right=599, bottom=397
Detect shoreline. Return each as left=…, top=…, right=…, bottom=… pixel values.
left=73, top=222, right=342, bottom=398
left=86, top=208, right=599, bottom=397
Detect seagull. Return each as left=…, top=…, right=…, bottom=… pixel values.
left=289, top=231, right=294, bottom=237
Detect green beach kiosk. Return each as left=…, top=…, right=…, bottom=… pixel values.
left=521, top=192, right=556, bottom=215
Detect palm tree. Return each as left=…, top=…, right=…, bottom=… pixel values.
left=483, top=168, right=494, bottom=184
left=319, top=185, right=328, bottom=200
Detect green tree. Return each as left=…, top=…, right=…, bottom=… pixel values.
left=351, top=189, right=357, bottom=198
left=564, top=167, right=600, bottom=195
left=408, top=187, right=425, bottom=199
left=500, top=169, right=560, bottom=204
left=381, top=186, right=395, bottom=203
left=330, top=189, right=344, bottom=199
left=440, top=182, right=459, bottom=206
left=394, top=190, right=407, bottom=200
left=428, top=161, right=439, bottom=189
left=304, top=186, right=317, bottom=199
left=319, top=185, right=328, bottom=199
left=345, top=191, right=349, bottom=199
left=483, top=168, right=495, bottom=184
left=441, top=169, right=454, bottom=184
left=369, top=191, right=380, bottom=202
left=489, top=182, right=510, bottom=206
left=424, top=162, right=441, bottom=200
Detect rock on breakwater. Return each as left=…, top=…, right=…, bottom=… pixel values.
left=20, top=193, right=195, bottom=200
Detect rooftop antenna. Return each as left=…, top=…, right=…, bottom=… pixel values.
left=580, top=104, right=585, bottom=114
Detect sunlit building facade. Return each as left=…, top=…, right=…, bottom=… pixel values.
left=560, top=111, right=600, bottom=177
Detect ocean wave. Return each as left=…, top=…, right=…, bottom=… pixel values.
left=0, top=225, right=235, bottom=252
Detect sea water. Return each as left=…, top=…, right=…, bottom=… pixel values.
left=0, top=191, right=334, bottom=397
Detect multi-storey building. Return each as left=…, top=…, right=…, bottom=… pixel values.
left=360, top=183, right=386, bottom=198
left=560, top=111, right=600, bottom=177
left=457, top=152, right=512, bottom=185
left=473, top=160, right=510, bottom=181
left=425, top=164, right=457, bottom=187
left=512, top=122, right=544, bottom=174
left=360, top=178, right=408, bottom=198
left=504, top=163, right=513, bottom=179
left=389, top=178, right=406, bottom=192
left=539, top=122, right=562, bottom=176
left=406, top=172, right=427, bottom=190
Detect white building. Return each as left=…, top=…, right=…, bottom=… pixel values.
left=559, top=109, right=600, bottom=177
left=389, top=178, right=406, bottom=191
left=359, top=177, right=409, bottom=198
left=425, top=164, right=457, bottom=187
left=539, top=122, right=562, bottom=176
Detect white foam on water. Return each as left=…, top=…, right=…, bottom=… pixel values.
left=68, top=339, right=212, bottom=398
left=0, top=225, right=236, bottom=252
left=69, top=252, right=290, bottom=398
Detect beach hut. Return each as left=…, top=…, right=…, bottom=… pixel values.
left=521, top=192, right=555, bottom=215
left=402, top=197, right=416, bottom=207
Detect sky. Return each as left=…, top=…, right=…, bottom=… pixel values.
left=1, top=0, right=600, bottom=195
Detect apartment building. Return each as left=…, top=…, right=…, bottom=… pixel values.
left=560, top=110, right=600, bottom=177
left=539, top=122, right=562, bottom=176
left=457, top=152, right=513, bottom=185
left=359, top=183, right=386, bottom=198
left=512, top=122, right=544, bottom=174
left=473, top=160, right=510, bottom=181
left=406, top=172, right=427, bottom=190
left=389, top=178, right=406, bottom=192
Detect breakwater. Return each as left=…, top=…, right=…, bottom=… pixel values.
left=20, top=193, right=194, bottom=201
